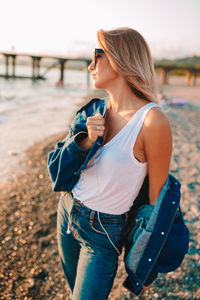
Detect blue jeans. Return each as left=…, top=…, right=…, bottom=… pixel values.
left=57, top=193, right=128, bottom=300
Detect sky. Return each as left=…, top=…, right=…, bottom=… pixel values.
left=0, top=0, right=199, bottom=59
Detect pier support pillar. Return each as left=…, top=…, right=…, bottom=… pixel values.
left=4, top=55, right=9, bottom=78
left=31, top=56, right=42, bottom=79
left=56, top=59, right=67, bottom=86
left=3, top=54, right=17, bottom=78
left=32, top=57, right=36, bottom=79
left=159, top=68, right=169, bottom=85
left=36, top=57, right=41, bottom=78
left=12, top=55, right=16, bottom=77
left=185, top=70, right=196, bottom=86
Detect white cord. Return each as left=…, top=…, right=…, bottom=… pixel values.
left=66, top=222, right=71, bottom=234
left=97, top=212, right=120, bottom=255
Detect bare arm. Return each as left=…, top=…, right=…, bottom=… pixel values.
left=143, top=108, right=173, bottom=205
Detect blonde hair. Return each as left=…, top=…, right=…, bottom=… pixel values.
left=97, top=27, right=158, bottom=103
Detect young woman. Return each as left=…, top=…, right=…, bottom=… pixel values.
left=49, top=27, right=173, bottom=299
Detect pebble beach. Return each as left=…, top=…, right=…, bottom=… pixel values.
left=0, top=76, right=200, bottom=299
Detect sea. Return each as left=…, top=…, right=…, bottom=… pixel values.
left=0, top=65, right=95, bottom=183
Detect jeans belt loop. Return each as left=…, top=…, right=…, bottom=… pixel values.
left=89, top=210, right=95, bottom=226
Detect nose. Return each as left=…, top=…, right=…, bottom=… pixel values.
left=88, top=61, right=95, bottom=71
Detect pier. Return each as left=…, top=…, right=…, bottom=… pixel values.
left=155, top=64, right=200, bottom=86
left=0, top=51, right=199, bottom=86
left=0, top=51, right=91, bottom=86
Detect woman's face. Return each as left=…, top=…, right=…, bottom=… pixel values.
left=88, top=47, right=119, bottom=90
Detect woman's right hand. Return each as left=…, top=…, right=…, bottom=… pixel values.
left=86, top=113, right=105, bottom=144
left=78, top=113, right=105, bottom=150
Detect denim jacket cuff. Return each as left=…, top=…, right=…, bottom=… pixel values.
left=66, top=131, right=90, bottom=159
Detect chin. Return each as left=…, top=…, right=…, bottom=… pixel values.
left=93, top=80, right=105, bottom=89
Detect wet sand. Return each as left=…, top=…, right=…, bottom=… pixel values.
left=0, top=78, right=200, bottom=299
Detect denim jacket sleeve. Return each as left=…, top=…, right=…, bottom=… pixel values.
left=47, top=131, right=89, bottom=191
left=47, top=97, right=107, bottom=192
left=124, top=174, right=189, bottom=296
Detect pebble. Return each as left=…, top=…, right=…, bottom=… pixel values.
left=193, top=221, right=200, bottom=229
left=190, top=205, right=199, bottom=217
left=27, top=278, right=35, bottom=287
left=191, top=254, right=199, bottom=261
left=19, top=239, right=26, bottom=244
left=15, top=211, right=20, bottom=216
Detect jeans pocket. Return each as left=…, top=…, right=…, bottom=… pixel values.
left=90, top=217, right=120, bottom=237
left=90, top=216, right=124, bottom=255
left=90, top=221, right=107, bottom=235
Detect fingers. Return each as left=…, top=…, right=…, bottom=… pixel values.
left=86, top=113, right=105, bottom=124
left=90, top=126, right=105, bottom=136
left=86, top=114, right=105, bottom=129
left=87, top=124, right=105, bottom=136
left=86, top=113, right=105, bottom=141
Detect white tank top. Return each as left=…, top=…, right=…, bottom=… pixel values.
left=72, top=102, right=160, bottom=214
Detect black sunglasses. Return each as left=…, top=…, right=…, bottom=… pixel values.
left=92, top=48, right=104, bottom=67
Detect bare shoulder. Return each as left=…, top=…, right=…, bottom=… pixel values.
left=143, top=107, right=172, bottom=133
left=141, top=106, right=173, bottom=147
left=142, top=106, right=172, bottom=168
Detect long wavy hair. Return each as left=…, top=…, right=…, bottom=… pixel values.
left=97, top=27, right=158, bottom=103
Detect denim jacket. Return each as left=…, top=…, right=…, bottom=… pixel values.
left=123, top=174, right=189, bottom=295
left=47, top=98, right=189, bottom=295
left=48, top=98, right=107, bottom=192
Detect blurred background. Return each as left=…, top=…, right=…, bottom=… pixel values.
left=0, top=0, right=200, bottom=299
left=1, top=0, right=199, bottom=57
left=0, top=0, right=200, bottom=181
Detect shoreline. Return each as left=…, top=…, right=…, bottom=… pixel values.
left=0, top=88, right=107, bottom=185
left=1, top=82, right=200, bottom=299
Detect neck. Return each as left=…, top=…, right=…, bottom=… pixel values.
left=106, top=79, right=148, bottom=113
